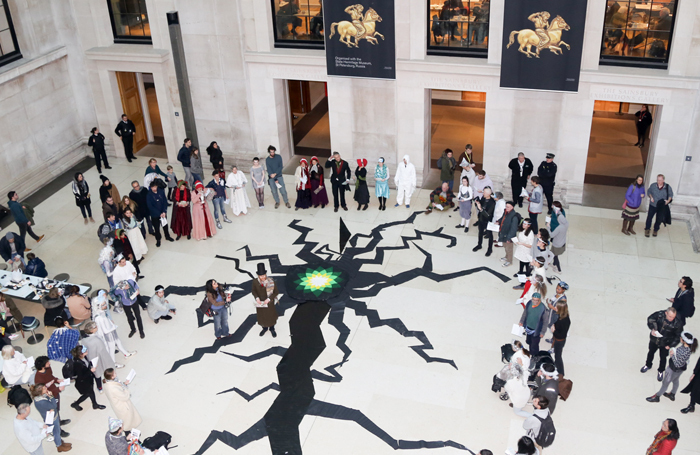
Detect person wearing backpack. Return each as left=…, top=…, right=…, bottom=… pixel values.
left=523, top=396, right=555, bottom=452
left=69, top=345, right=106, bottom=412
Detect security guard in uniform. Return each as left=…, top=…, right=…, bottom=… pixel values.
left=538, top=153, right=557, bottom=214
left=114, top=114, right=137, bottom=162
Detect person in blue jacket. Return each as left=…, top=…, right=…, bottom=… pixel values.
left=24, top=253, right=48, bottom=278
left=206, top=170, right=232, bottom=229
left=177, top=138, right=193, bottom=187
left=146, top=181, right=174, bottom=247
left=7, top=191, right=43, bottom=244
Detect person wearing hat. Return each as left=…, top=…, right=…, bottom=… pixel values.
left=309, top=156, right=329, bottom=209
left=326, top=152, right=352, bottom=212
left=103, top=368, right=141, bottom=432
left=105, top=417, right=129, bottom=455
left=0, top=232, right=27, bottom=265
left=70, top=345, right=107, bottom=412
left=519, top=292, right=547, bottom=354
left=648, top=331, right=698, bottom=403
left=88, top=126, right=110, bottom=173
left=265, top=145, right=291, bottom=209
left=171, top=180, right=193, bottom=240
left=354, top=158, right=370, bottom=211
left=294, top=158, right=313, bottom=211
left=99, top=176, right=121, bottom=205
left=147, top=285, right=176, bottom=323
left=508, top=152, right=533, bottom=208
left=538, top=153, right=557, bottom=214
left=226, top=165, right=252, bottom=217
left=374, top=157, right=390, bottom=211
left=251, top=263, right=279, bottom=337
left=192, top=180, right=218, bottom=240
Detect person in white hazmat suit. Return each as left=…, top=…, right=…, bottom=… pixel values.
left=394, top=155, right=417, bottom=208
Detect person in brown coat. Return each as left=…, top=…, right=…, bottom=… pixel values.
left=251, top=263, right=279, bottom=337
left=65, top=286, right=91, bottom=325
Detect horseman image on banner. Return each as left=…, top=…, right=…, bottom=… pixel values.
left=329, top=4, right=385, bottom=48
left=507, top=11, right=571, bottom=58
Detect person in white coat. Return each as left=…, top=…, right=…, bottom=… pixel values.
left=111, top=255, right=137, bottom=286
left=1, top=345, right=35, bottom=385
left=226, top=166, right=251, bottom=216
left=103, top=368, right=142, bottom=432
left=394, top=155, right=416, bottom=208
left=92, top=291, right=134, bottom=364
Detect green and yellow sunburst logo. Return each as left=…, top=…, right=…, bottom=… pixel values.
left=295, top=267, right=344, bottom=296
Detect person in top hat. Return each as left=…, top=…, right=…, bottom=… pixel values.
left=251, top=263, right=279, bottom=337
left=538, top=153, right=558, bottom=214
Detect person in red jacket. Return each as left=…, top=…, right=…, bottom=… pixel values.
left=646, top=418, right=679, bottom=455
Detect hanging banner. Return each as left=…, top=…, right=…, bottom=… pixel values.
left=500, top=0, right=588, bottom=92
left=324, top=0, right=396, bottom=80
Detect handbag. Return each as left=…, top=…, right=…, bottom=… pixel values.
left=622, top=200, right=627, bottom=209
left=199, top=295, right=212, bottom=317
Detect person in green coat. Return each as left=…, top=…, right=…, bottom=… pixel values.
left=436, top=149, right=457, bottom=191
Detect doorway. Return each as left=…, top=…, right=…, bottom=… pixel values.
left=288, top=80, right=331, bottom=157
left=115, top=71, right=166, bottom=159
left=583, top=101, right=657, bottom=208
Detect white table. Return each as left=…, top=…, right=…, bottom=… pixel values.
left=0, top=271, right=89, bottom=301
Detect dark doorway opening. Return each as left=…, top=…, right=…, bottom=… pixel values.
left=288, top=80, right=330, bottom=157
left=430, top=90, right=485, bottom=170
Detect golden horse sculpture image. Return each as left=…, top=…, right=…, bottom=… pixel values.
left=329, top=7, right=385, bottom=48
left=507, top=15, right=571, bottom=58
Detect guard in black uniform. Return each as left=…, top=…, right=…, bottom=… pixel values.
left=538, top=153, right=558, bottom=214
left=507, top=152, right=533, bottom=208
left=87, top=127, right=110, bottom=173
left=114, top=114, right=137, bottom=162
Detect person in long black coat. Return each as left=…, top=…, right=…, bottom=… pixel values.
left=635, top=105, right=653, bottom=147
left=354, top=159, right=370, bottom=211
left=70, top=345, right=106, bottom=411
left=680, top=356, right=700, bottom=413
left=508, top=153, right=533, bottom=208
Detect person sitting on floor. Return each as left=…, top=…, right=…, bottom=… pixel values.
left=147, top=285, right=176, bottom=324
left=425, top=182, right=455, bottom=214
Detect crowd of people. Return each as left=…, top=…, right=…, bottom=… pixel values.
left=0, top=133, right=695, bottom=455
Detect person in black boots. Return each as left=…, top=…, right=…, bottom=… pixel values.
left=146, top=181, right=174, bottom=248
left=537, top=153, right=557, bottom=214
left=680, top=354, right=700, bottom=413
left=354, top=159, right=370, bottom=211
left=325, top=152, right=352, bottom=213
left=70, top=345, right=106, bottom=412
left=114, top=114, right=137, bottom=162
left=641, top=307, right=684, bottom=382
left=508, top=152, right=533, bottom=208
left=473, top=187, right=496, bottom=256
left=88, top=127, right=111, bottom=173
left=635, top=104, right=653, bottom=147
left=251, top=263, right=279, bottom=338
left=667, top=277, right=695, bottom=326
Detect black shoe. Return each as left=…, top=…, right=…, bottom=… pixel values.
left=663, top=392, right=675, bottom=401
left=93, top=404, right=106, bottom=410
left=634, top=141, right=640, bottom=146
left=132, top=156, right=137, bottom=160
left=681, top=404, right=695, bottom=413
left=455, top=225, right=464, bottom=229
left=260, top=327, right=268, bottom=336
left=473, top=222, right=479, bottom=227
left=362, top=205, right=368, bottom=211
left=357, top=205, right=361, bottom=211
left=485, top=249, right=493, bottom=257
left=128, top=330, right=136, bottom=338
left=472, top=245, right=482, bottom=252
left=156, top=242, right=161, bottom=247
left=512, top=284, right=525, bottom=290
left=137, top=275, right=145, bottom=280
left=657, top=371, right=664, bottom=382
left=270, top=328, right=277, bottom=338
left=105, top=166, right=113, bottom=169
left=60, top=419, right=71, bottom=426
left=60, top=430, right=70, bottom=438
left=640, top=365, right=650, bottom=373
left=453, top=207, right=459, bottom=212
left=334, top=207, right=338, bottom=212
left=140, top=332, right=145, bottom=339
left=187, top=234, right=191, bottom=240
left=176, top=235, right=181, bottom=240
left=161, top=315, right=172, bottom=320
left=342, top=206, right=348, bottom=211
left=464, top=227, right=469, bottom=233
left=646, top=395, right=660, bottom=403
left=70, top=402, right=83, bottom=412
left=154, top=318, right=160, bottom=324
left=166, top=237, right=174, bottom=242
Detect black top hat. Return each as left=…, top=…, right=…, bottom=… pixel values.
left=256, top=263, right=267, bottom=276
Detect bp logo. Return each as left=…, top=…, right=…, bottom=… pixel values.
left=293, top=266, right=345, bottom=297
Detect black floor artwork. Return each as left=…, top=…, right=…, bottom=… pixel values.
left=165, top=212, right=510, bottom=455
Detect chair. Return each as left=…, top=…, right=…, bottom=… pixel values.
left=21, top=317, right=43, bottom=345
left=54, top=273, right=70, bottom=282
left=0, top=263, right=7, bottom=270
left=4, top=315, right=23, bottom=339
left=80, top=283, right=93, bottom=294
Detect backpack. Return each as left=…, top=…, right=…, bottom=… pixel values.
left=534, top=414, right=556, bottom=448
left=199, top=295, right=212, bottom=317
left=62, top=358, right=76, bottom=380
left=558, top=377, right=573, bottom=401
left=7, top=385, right=32, bottom=408
left=142, top=431, right=173, bottom=451
left=500, top=343, right=515, bottom=363
left=491, top=374, right=506, bottom=393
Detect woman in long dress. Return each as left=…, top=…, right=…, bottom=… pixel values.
left=226, top=166, right=251, bottom=216
left=309, top=156, right=328, bottom=208
left=374, top=157, right=390, bottom=211
left=456, top=176, right=473, bottom=232
left=294, top=158, right=312, bottom=210
left=354, top=158, right=370, bottom=210
left=171, top=180, right=193, bottom=240
left=192, top=181, right=217, bottom=240
left=121, top=208, right=147, bottom=261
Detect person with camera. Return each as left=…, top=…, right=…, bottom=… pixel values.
left=205, top=279, right=231, bottom=340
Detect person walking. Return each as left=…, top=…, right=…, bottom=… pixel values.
left=111, top=279, right=145, bottom=339
left=207, top=141, right=225, bottom=178
left=266, top=145, right=291, bottom=209
left=7, top=191, right=44, bottom=244
left=88, top=127, right=110, bottom=173
left=226, top=166, right=251, bottom=216
left=622, top=175, right=645, bottom=235
left=526, top=176, right=544, bottom=234
left=206, top=279, right=231, bottom=340
left=114, top=115, right=136, bottom=162
left=177, top=138, right=193, bottom=187
left=310, top=156, right=329, bottom=209
left=14, top=403, right=50, bottom=455
left=472, top=187, right=495, bottom=256
left=374, top=157, right=390, bottom=211
left=250, top=157, right=266, bottom=209
left=645, top=174, right=673, bottom=237
left=81, top=321, right=119, bottom=392
left=30, top=384, right=72, bottom=452
left=190, top=147, right=204, bottom=184
left=646, top=419, right=679, bottom=455
left=326, top=152, right=352, bottom=212
left=455, top=177, right=474, bottom=232
left=508, top=152, right=533, bottom=207
left=519, top=293, right=547, bottom=354
left=668, top=277, right=695, bottom=326
left=72, top=173, right=93, bottom=224
left=437, top=149, right=457, bottom=191
left=548, top=202, right=568, bottom=273
left=499, top=201, right=521, bottom=267
left=647, top=331, right=697, bottom=403
left=294, top=158, right=313, bottom=211
left=537, top=153, right=557, bottom=214
left=635, top=104, right=653, bottom=148
left=192, top=180, right=217, bottom=240
left=206, top=170, right=232, bottom=228
left=102, top=368, right=142, bottom=432
left=353, top=159, right=370, bottom=211
left=251, top=263, right=279, bottom=338
left=146, top=180, right=174, bottom=247
left=642, top=307, right=684, bottom=382
left=394, top=155, right=416, bottom=208
left=91, top=291, right=134, bottom=365
left=70, top=345, right=106, bottom=411
left=171, top=181, right=193, bottom=240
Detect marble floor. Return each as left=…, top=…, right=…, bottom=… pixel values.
left=586, top=115, right=647, bottom=184
left=0, top=157, right=699, bottom=455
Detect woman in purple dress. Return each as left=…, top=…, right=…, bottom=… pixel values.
left=309, top=156, right=329, bottom=209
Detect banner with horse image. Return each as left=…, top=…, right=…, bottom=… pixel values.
left=324, top=0, right=396, bottom=79
left=500, top=0, right=588, bottom=92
